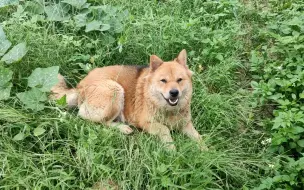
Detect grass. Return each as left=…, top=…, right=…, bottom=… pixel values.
left=0, top=0, right=273, bottom=189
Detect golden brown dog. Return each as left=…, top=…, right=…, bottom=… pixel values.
left=51, top=50, right=204, bottom=150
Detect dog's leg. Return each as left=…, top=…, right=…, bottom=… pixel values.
left=108, top=122, right=133, bottom=135
left=143, top=122, right=175, bottom=150
left=181, top=122, right=208, bottom=150
left=79, top=102, right=133, bottom=134
left=78, top=81, right=133, bottom=135
left=181, top=122, right=201, bottom=141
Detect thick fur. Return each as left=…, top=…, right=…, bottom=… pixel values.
left=51, top=50, right=205, bottom=150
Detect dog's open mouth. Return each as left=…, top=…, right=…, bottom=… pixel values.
left=161, top=94, right=179, bottom=106
left=167, top=98, right=179, bottom=106
left=161, top=96, right=178, bottom=106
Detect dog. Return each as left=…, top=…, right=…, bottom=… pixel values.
left=51, top=50, right=205, bottom=150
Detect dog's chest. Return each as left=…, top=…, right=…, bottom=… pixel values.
left=156, top=110, right=188, bottom=130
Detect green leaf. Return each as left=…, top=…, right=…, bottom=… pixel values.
left=286, top=17, right=302, bottom=27
left=100, top=24, right=111, bottom=31
left=292, top=94, right=296, bottom=99
left=278, top=36, right=296, bottom=44
left=74, top=13, right=87, bottom=27
left=45, top=3, right=70, bottom=21
left=0, top=26, right=12, bottom=56
left=294, top=44, right=304, bottom=50
left=56, top=95, right=67, bottom=106
left=269, top=93, right=283, bottom=101
left=24, top=1, right=44, bottom=15
left=0, top=25, right=6, bottom=40
left=0, top=66, right=13, bottom=86
left=215, top=54, right=224, bottom=61
left=81, top=3, right=90, bottom=9
left=13, top=132, right=24, bottom=141
left=290, top=142, right=297, bottom=149
left=251, top=81, right=259, bottom=88
left=297, top=139, right=304, bottom=148
left=291, top=127, right=304, bottom=134
left=0, top=0, right=19, bottom=8
left=62, top=0, right=87, bottom=9
left=1, top=42, right=27, bottom=64
left=0, top=67, right=13, bottom=100
left=271, top=133, right=287, bottom=145
left=0, top=39, right=12, bottom=56
left=112, top=21, right=123, bottom=33
left=0, top=83, right=12, bottom=100
left=28, top=66, right=59, bottom=92
left=33, top=127, right=46, bottom=136
left=300, top=91, right=304, bottom=99
left=85, top=20, right=102, bottom=32
left=17, top=88, right=47, bottom=111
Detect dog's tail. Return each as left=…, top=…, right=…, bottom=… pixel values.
left=50, top=74, right=78, bottom=108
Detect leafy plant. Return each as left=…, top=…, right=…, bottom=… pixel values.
left=22, top=0, right=129, bottom=34
left=44, top=2, right=71, bottom=21
left=17, top=87, right=48, bottom=111
left=1, top=42, right=27, bottom=64
left=0, top=27, right=12, bottom=56
left=250, top=0, right=304, bottom=189
left=0, top=25, right=28, bottom=100
left=27, top=66, right=59, bottom=92
left=254, top=156, right=304, bottom=190
left=251, top=0, right=304, bottom=155
left=17, top=66, right=59, bottom=111
left=0, top=0, right=19, bottom=8
left=0, top=25, right=27, bottom=64
left=0, top=66, right=13, bottom=100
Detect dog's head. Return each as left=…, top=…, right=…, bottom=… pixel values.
left=146, top=49, right=193, bottom=110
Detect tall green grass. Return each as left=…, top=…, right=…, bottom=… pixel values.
left=0, top=0, right=271, bottom=189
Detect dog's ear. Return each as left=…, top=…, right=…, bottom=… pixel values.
left=176, top=49, right=193, bottom=76
left=176, top=49, right=187, bottom=66
left=150, top=55, right=163, bottom=72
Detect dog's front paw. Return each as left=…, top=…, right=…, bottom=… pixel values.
left=164, top=143, right=176, bottom=151
left=117, top=124, right=133, bottom=135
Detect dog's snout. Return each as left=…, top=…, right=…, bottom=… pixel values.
left=169, top=89, right=179, bottom=97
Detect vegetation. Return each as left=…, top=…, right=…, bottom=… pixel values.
left=0, top=0, right=303, bottom=189
left=250, top=1, right=304, bottom=189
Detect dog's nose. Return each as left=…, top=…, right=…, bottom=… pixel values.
left=169, top=89, right=179, bottom=97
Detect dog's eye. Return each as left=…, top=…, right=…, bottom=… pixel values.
left=177, top=78, right=183, bottom=83
left=160, top=79, right=167, bottom=83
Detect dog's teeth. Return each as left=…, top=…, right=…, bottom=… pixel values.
left=169, top=98, right=178, bottom=104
